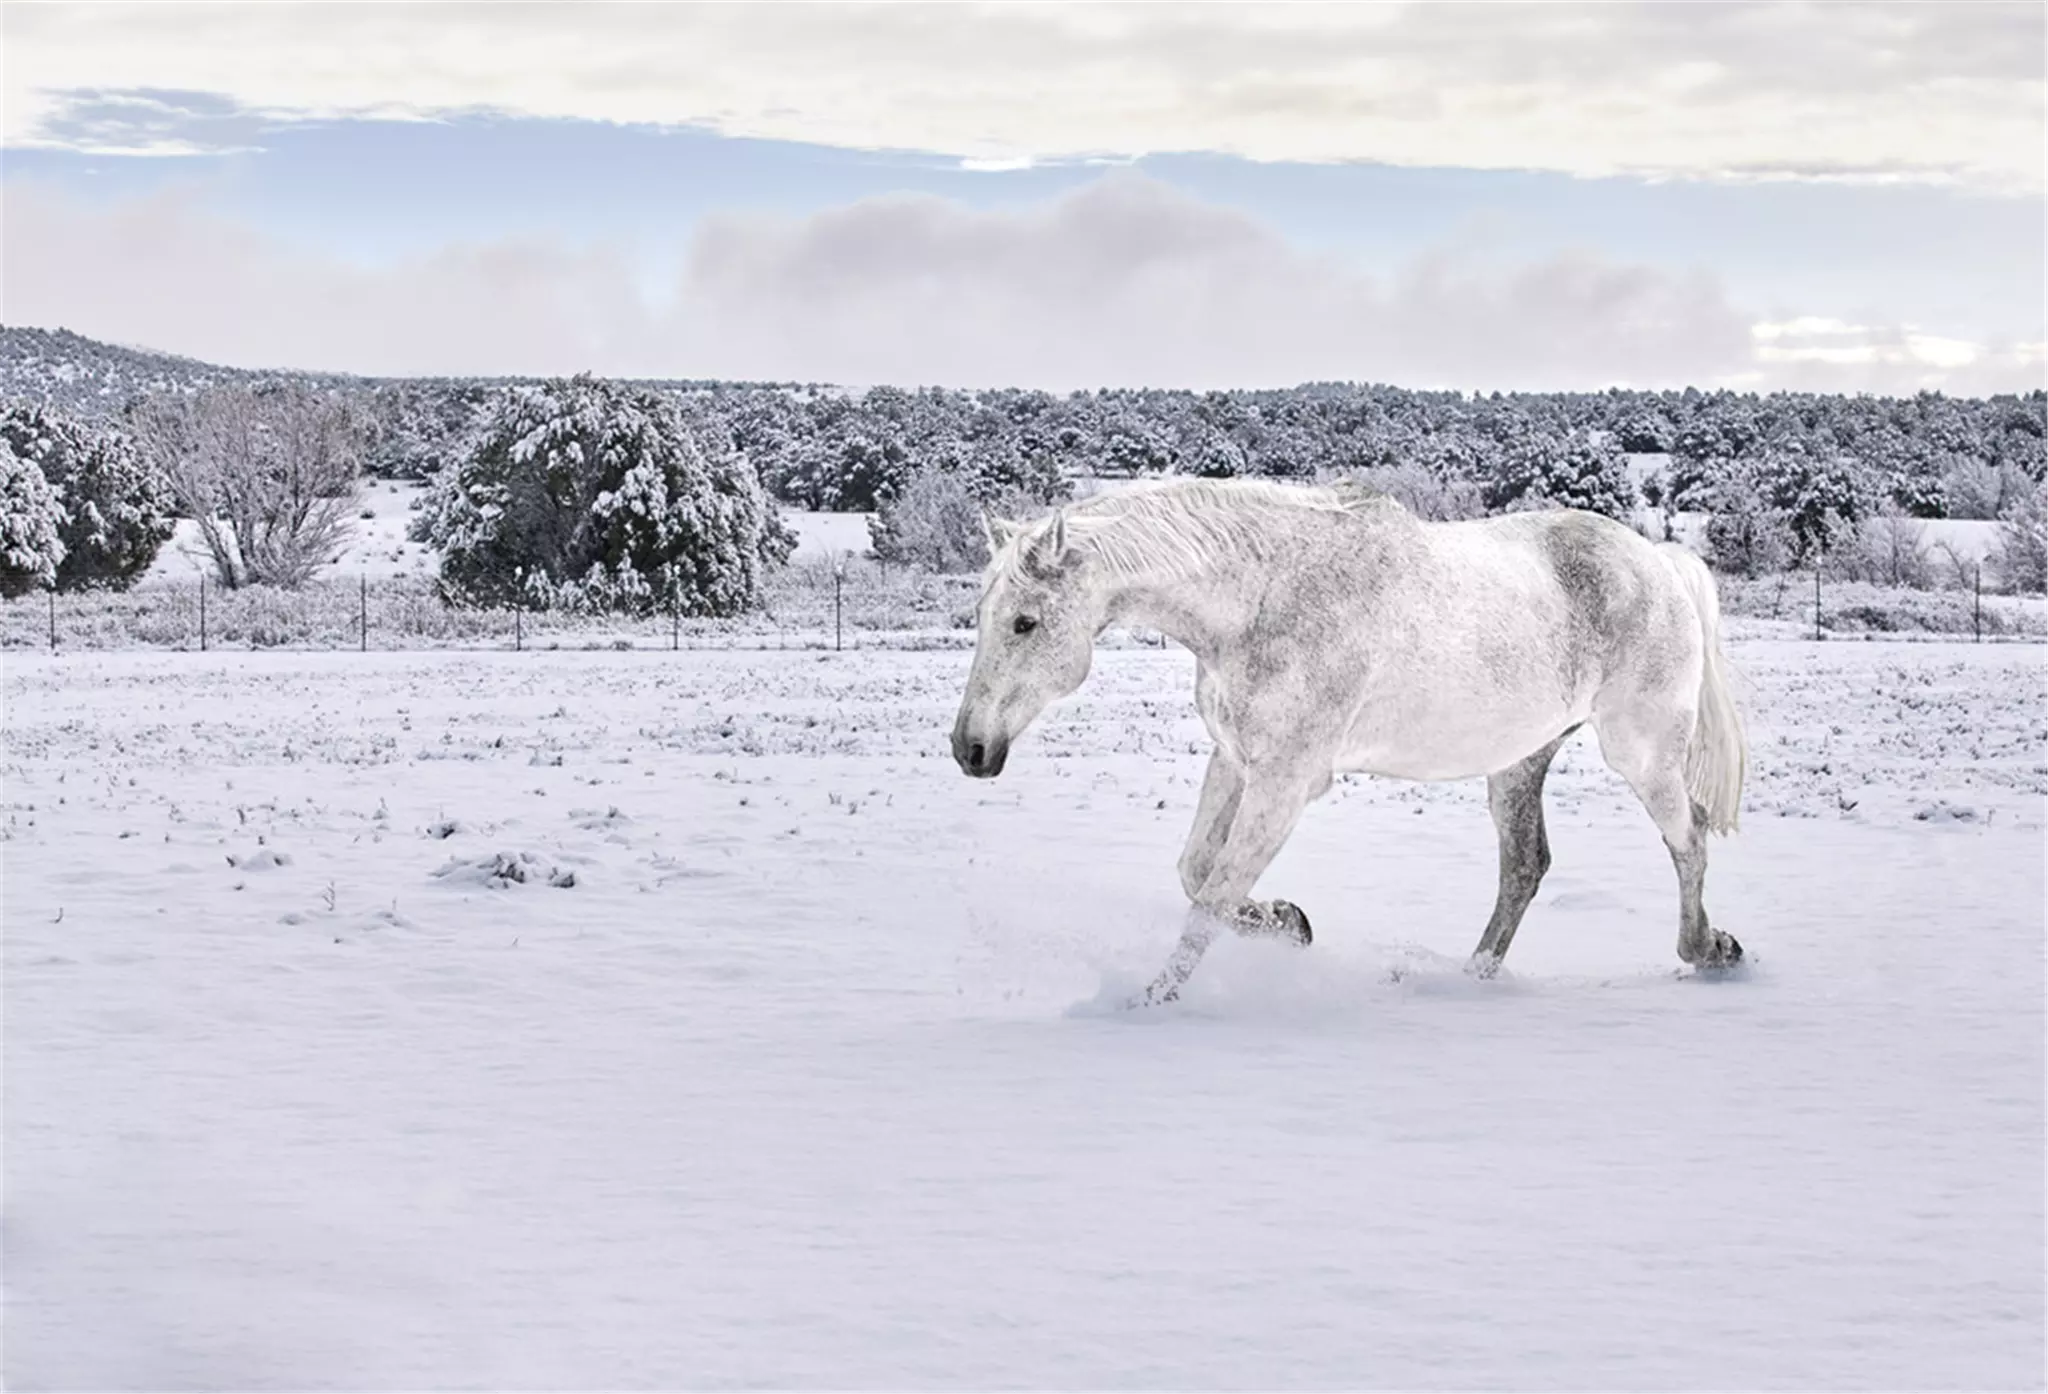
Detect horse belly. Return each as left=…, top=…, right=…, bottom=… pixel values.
left=1339, top=696, right=1585, bottom=780
left=1335, top=646, right=1592, bottom=781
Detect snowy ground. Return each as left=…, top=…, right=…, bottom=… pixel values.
left=3, top=640, right=2042, bottom=1389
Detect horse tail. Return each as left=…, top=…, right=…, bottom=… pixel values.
left=1659, top=543, right=1746, bottom=835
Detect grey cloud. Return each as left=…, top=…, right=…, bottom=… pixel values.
left=0, top=182, right=664, bottom=377
left=677, top=175, right=1755, bottom=390
left=4, top=173, right=2026, bottom=394
left=30, top=87, right=271, bottom=155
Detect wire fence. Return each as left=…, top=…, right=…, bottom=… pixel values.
left=2, top=558, right=994, bottom=654
left=5, top=555, right=2043, bottom=655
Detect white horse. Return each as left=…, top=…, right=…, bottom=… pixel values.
left=950, top=478, right=1747, bottom=1006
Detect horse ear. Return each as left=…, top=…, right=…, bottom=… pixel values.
left=1022, top=508, right=1072, bottom=580
left=983, top=513, right=1023, bottom=552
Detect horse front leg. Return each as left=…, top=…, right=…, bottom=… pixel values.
left=1137, top=764, right=1321, bottom=1007
left=1177, top=750, right=1244, bottom=899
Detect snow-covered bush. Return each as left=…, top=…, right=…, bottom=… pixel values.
left=1703, top=468, right=1794, bottom=578
left=868, top=469, right=1045, bottom=573
left=416, top=375, right=785, bottom=616
left=1987, top=485, right=2047, bottom=595
left=1828, top=511, right=1935, bottom=590
left=0, top=404, right=174, bottom=590
left=1933, top=456, right=2031, bottom=521
left=0, top=440, right=66, bottom=597
left=1346, top=462, right=1486, bottom=521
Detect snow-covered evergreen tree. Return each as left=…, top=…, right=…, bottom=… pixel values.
left=1479, top=429, right=1634, bottom=518
left=0, top=404, right=174, bottom=590
left=0, top=439, right=67, bottom=598
left=417, top=375, right=784, bottom=616
left=1751, top=442, right=1867, bottom=562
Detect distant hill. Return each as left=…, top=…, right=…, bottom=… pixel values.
left=0, top=326, right=362, bottom=420
left=0, top=325, right=804, bottom=422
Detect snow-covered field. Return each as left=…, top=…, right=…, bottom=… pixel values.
left=4, top=640, right=2042, bottom=1389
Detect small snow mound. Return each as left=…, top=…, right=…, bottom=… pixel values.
left=1913, top=800, right=1983, bottom=825
left=228, top=848, right=293, bottom=871
left=432, top=850, right=577, bottom=890
left=425, top=819, right=472, bottom=840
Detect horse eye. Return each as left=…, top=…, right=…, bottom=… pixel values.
left=1012, top=615, right=1039, bottom=635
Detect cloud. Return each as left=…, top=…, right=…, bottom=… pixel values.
left=4, top=3, right=2040, bottom=192
left=1, top=174, right=2033, bottom=395
left=1745, top=318, right=2046, bottom=397
left=679, top=177, right=1756, bottom=390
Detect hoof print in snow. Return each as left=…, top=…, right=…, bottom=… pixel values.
left=569, top=806, right=631, bottom=831
left=227, top=848, right=293, bottom=871
left=433, top=849, right=578, bottom=890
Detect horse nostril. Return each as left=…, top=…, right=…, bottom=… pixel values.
left=969, top=742, right=986, bottom=770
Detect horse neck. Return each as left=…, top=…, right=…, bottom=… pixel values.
left=1092, top=547, right=1258, bottom=662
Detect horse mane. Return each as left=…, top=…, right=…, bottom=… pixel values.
left=990, top=477, right=1400, bottom=588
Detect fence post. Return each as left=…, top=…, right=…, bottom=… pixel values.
left=359, top=573, right=368, bottom=652
left=199, top=576, right=208, bottom=653
left=514, top=605, right=522, bottom=653
left=834, top=564, right=844, bottom=652
left=1812, top=566, right=1821, bottom=642
left=47, top=588, right=56, bottom=652
left=1974, top=564, right=1982, bottom=642
left=672, top=602, right=679, bottom=653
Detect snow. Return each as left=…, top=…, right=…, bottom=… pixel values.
left=4, top=639, right=2042, bottom=1389
left=780, top=508, right=875, bottom=562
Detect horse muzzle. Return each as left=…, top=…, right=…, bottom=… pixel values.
left=952, top=727, right=1009, bottom=779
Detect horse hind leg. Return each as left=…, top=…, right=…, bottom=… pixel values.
left=1468, top=733, right=1570, bottom=977
left=1593, top=702, right=1743, bottom=970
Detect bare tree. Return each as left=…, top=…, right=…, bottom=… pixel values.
left=1863, top=509, right=1934, bottom=589
left=133, top=383, right=364, bottom=589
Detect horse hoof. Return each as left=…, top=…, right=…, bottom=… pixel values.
left=1270, top=899, right=1312, bottom=947
left=1685, top=930, right=1744, bottom=972
left=1466, top=953, right=1503, bottom=980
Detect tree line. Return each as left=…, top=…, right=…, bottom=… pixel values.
left=2, top=373, right=2043, bottom=609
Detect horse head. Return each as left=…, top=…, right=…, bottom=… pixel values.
left=951, top=508, right=1097, bottom=778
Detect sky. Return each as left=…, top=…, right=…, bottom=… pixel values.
left=1, top=2, right=2042, bottom=394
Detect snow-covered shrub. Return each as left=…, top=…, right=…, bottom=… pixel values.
left=1938, top=458, right=2028, bottom=521
left=1987, top=485, right=2047, bottom=595
left=0, top=404, right=174, bottom=590
left=869, top=469, right=1044, bottom=573
left=1703, top=468, right=1794, bottom=578
left=1828, top=511, right=1935, bottom=590
left=0, top=440, right=66, bottom=597
left=417, top=375, right=784, bottom=616
left=1346, top=461, right=1486, bottom=521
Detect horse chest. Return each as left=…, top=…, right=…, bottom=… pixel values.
left=1193, top=664, right=1239, bottom=760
